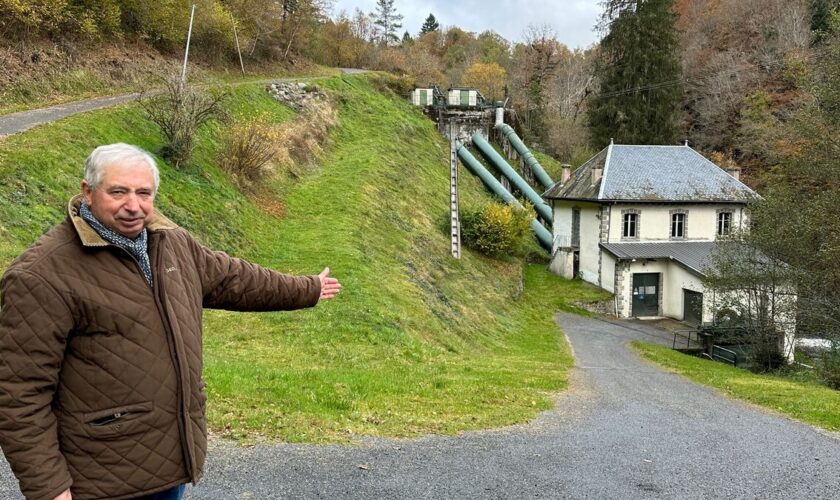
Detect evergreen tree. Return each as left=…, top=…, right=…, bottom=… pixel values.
left=372, top=0, right=403, bottom=45
left=810, top=0, right=840, bottom=44
left=402, top=30, right=412, bottom=44
left=420, top=13, right=439, bottom=34
left=587, top=0, right=683, bottom=146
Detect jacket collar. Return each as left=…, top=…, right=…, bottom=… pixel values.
left=67, top=194, right=179, bottom=247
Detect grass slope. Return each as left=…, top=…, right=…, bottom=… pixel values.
left=633, top=342, right=840, bottom=433
left=0, top=74, right=608, bottom=443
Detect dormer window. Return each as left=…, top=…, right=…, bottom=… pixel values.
left=670, top=210, right=687, bottom=239
left=622, top=210, right=639, bottom=239
left=717, top=211, right=732, bottom=236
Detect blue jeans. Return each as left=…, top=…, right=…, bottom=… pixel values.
left=131, top=483, right=186, bottom=500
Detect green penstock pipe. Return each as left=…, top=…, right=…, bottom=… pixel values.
left=456, top=142, right=552, bottom=252
left=471, top=133, right=553, bottom=222
left=494, top=123, right=554, bottom=189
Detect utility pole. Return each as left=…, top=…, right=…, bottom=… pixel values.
left=181, top=4, right=197, bottom=85
left=232, top=15, right=245, bottom=75
left=449, top=120, right=461, bottom=259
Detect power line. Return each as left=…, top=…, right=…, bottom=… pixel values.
left=589, top=77, right=690, bottom=100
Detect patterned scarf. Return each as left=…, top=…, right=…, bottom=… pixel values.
left=79, top=201, right=153, bottom=287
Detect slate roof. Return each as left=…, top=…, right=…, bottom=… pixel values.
left=600, top=241, right=717, bottom=276
left=543, top=145, right=758, bottom=203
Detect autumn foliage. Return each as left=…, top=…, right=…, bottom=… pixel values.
left=461, top=62, right=506, bottom=101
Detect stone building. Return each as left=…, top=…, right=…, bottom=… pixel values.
left=543, top=144, right=758, bottom=323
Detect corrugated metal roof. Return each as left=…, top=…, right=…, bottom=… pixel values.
left=543, top=145, right=758, bottom=203
left=600, top=241, right=717, bottom=276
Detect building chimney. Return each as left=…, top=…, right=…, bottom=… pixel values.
left=725, top=167, right=741, bottom=181
left=561, top=164, right=571, bottom=185
left=591, top=166, right=603, bottom=185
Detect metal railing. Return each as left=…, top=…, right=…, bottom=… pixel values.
left=711, top=345, right=738, bottom=367
left=672, top=329, right=698, bottom=349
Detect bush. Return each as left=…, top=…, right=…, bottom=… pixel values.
left=749, top=335, right=787, bottom=372
left=819, top=342, right=840, bottom=390
left=219, top=95, right=338, bottom=190
left=141, top=75, right=227, bottom=168
left=0, top=0, right=121, bottom=40
left=370, top=73, right=416, bottom=97
left=460, top=202, right=532, bottom=258
left=218, top=116, right=281, bottom=189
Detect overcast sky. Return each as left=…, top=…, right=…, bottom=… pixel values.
left=330, top=0, right=604, bottom=49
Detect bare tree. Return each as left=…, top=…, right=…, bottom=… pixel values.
left=140, top=75, right=228, bottom=168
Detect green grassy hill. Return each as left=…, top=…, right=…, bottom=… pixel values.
left=0, top=74, right=608, bottom=443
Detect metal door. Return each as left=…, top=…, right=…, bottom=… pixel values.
left=632, top=273, right=659, bottom=317
left=683, top=289, right=703, bottom=325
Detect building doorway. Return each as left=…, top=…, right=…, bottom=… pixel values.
left=632, top=273, right=659, bottom=317
left=683, top=289, right=703, bottom=326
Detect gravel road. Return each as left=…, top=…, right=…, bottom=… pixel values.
left=1, top=313, right=839, bottom=499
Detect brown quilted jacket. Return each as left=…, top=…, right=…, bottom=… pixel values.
left=0, top=195, right=321, bottom=500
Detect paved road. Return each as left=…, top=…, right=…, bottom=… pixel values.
left=0, top=93, right=142, bottom=136
left=2, top=314, right=839, bottom=498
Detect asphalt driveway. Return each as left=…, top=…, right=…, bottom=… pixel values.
left=2, top=313, right=839, bottom=498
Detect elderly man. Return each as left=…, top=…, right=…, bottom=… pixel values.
left=0, top=143, right=341, bottom=500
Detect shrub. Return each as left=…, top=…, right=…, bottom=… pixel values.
left=370, top=73, right=416, bottom=97
left=218, top=116, right=281, bottom=189
left=219, top=94, right=338, bottom=190
left=460, top=202, right=532, bottom=258
left=0, top=0, right=121, bottom=40
left=748, top=332, right=787, bottom=372
left=818, top=342, right=840, bottom=390
left=141, top=75, right=227, bottom=168
left=272, top=99, right=338, bottom=176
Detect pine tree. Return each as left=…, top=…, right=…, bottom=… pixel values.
left=372, top=0, right=403, bottom=45
left=587, top=0, right=683, bottom=146
left=420, top=13, right=439, bottom=34
left=810, top=0, right=840, bottom=44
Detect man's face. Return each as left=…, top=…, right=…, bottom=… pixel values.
left=82, top=161, right=156, bottom=239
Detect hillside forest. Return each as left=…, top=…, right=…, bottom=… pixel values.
left=1, top=1, right=839, bottom=348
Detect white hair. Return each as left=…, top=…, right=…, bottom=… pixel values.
left=84, top=143, right=160, bottom=192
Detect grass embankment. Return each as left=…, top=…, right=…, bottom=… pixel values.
left=0, top=74, right=608, bottom=443
left=633, top=342, right=840, bottom=433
